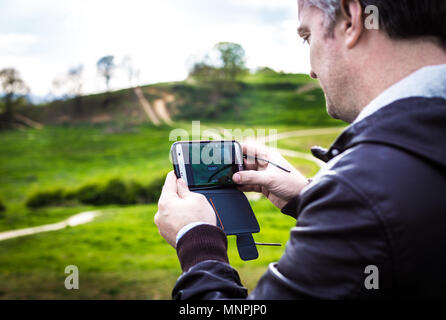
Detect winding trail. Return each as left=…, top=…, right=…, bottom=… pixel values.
left=218, top=126, right=343, bottom=200
left=133, top=87, right=161, bottom=126
left=224, top=126, right=343, bottom=168
left=153, top=99, right=173, bottom=125
left=134, top=87, right=174, bottom=126
left=0, top=211, right=101, bottom=242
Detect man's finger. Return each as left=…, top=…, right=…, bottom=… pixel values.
left=162, top=171, right=178, bottom=193
left=177, top=178, right=191, bottom=199
left=242, top=143, right=259, bottom=169
left=233, top=170, right=271, bottom=187
left=242, top=143, right=270, bottom=170
left=159, top=171, right=178, bottom=204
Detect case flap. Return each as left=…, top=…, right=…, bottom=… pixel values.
left=195, top=188, right=260, bottom=236
left=236, top=233, right=259, bottom=261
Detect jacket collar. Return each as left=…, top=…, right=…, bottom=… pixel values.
left=312, top=97, right=446, bottom=170
left=354, top=63, right=446, bottom=124
left=312, top=63, right=446, bottom=166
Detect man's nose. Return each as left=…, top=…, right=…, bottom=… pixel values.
left=310, top=71, right=318, bottom=79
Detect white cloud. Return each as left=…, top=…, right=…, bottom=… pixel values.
left=0, top=0, right=310, bottom=96
left=228, top=0, right=297, bottom=9
left=0, top=33, right=39, bottom=55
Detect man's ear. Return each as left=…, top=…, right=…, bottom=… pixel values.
left=339, top=0, right=364, bottom=49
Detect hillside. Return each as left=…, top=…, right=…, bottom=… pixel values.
left=16, top=71, right=343, bottom=128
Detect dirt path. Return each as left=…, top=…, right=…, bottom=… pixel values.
left=153, top=99, right=173, bottom=125
left=211, top=127, right=342, bottom=200
left=266, top=127, right=343, bottom=167
left=265, top=127, right=344, bottom=143
left=0, top=211, right=101, bottom=242
left=223, top=126, right=343, bottom=168
left=276, top=148, right=326, bottom=167
left=133, top=87, right=161, bottom=126
left=134, top=87, right=175, bottom=126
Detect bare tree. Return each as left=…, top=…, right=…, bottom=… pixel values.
left=53, top=65, right=83, bottom=98
left=0, top=68, right=29, bottom=120
left=97, top=55, right=115, bottom=91
left=121, top=55, right=138, bottom=88
left=53, top=65, right=84, bottom=115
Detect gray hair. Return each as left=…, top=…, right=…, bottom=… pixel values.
left=299, top=0, right=341, bottom=35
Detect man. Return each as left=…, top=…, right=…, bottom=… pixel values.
left=155, top=0, right=446, bottom=299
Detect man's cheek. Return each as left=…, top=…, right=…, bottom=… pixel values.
left=309, top=43, right=320, bottom=77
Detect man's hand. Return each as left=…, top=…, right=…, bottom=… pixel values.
left=154, top=171, right=216, bottom=248
left=233, top=144, right=309, bottom=209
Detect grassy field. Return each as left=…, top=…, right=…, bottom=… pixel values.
left=0, top=72, right=346, bottom=299
left=0, top=201, right=298, bottom=299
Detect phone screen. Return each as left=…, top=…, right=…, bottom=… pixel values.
left=174, top=141, right=243, bottom=188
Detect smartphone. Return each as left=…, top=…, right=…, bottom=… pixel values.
left=171, top=140, right=243, bottom=189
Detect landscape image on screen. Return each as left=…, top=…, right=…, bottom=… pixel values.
left=189, top=142, right=236, bottom=187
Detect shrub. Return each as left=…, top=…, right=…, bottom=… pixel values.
left=25, top=188, right=66, bottom=208
left=74, top=183, right=104, bottom=206
left=25, top=174, right=168, bottom=208
left=140, top=175, right=165, bottom=203
left=101, top=178, right=133, bottom=204
left=74, top=176, right=166, bottom=206
left=0, top=196, right=5, bottom=217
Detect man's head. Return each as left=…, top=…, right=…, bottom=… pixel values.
left=297, top=0, right=446, bottom=123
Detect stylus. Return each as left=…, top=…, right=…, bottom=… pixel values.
left=254, top=242, right=282, bottom=247
left=243, top=154, right=291, bottom=173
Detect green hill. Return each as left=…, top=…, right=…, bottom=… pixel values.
left=16, top=71, right=342, bottom=128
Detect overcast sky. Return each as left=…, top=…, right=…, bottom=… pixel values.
left=0, top=0, right=310, bottom=97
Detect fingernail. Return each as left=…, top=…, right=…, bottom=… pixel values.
left=233, top=173, right=240, bottom=183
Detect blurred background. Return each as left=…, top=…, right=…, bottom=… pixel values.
left=0, top=0, right=346, bottom=299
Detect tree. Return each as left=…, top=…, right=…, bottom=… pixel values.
left=53, top=65, right=83, bottom=98
left=97, top=55, right=115, bottom=91
left=121, top=55, right=139, bottom=88
left=184, top=43, right=248, bottom=119
left=52, top=65, right=84, bottom=115
left=188, top=42, right=247, bottom=93
left=214, top=42, right=247, bottom=82
left=188, top=61, right=221, bottom=85
left=0, top=68, right=29, bottom=120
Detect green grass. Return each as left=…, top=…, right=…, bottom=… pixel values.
left=0, top=71, right=347, bottom=299
left=0, top=121, right=345, bottom=299
left=173, top=76, right=343, bottom=127
left=0, top=123, right=174, bottom=203
left=0, top=201, right=295, bottom=299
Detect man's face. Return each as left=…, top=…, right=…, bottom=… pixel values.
left=298, top=2, right=354, bottom=122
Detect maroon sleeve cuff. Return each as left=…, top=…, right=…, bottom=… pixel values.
left=176, top=224, right=229, bottom=272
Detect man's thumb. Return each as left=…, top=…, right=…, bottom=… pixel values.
left=233, top=170, right=270, bottom=186
left=177, top=178, right=191, bottom=198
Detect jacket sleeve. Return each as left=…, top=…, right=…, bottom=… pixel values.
left=172, top=224, right=248, bottom=299
left=173, top=174, right=392, bottom=299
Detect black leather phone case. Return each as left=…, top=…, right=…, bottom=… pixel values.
left=194, top=188, right=260, bottom=261
left=171, top=143, right=260, bottom=261
left=171, top=142, right=260, bottom=260
left=194, top=188, right=260, bottom=235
